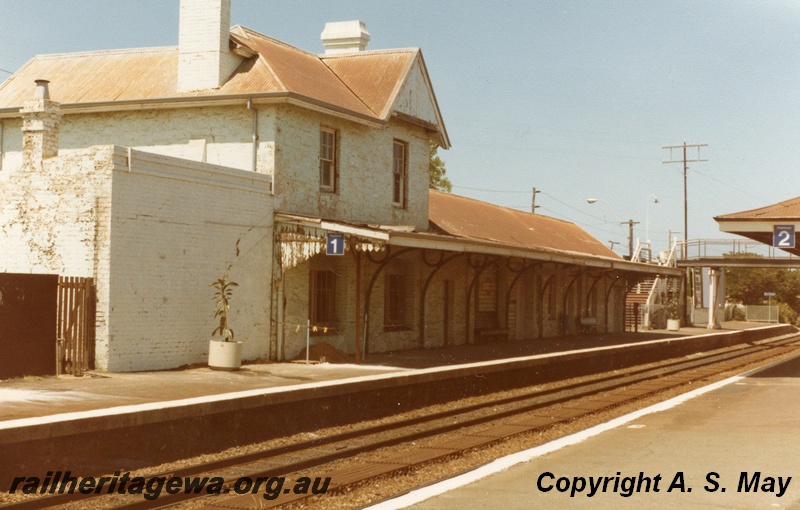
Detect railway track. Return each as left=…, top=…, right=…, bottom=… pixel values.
left=5, top=333, right=800, bottom=510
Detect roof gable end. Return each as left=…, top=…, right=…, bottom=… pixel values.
left=321, top=49, right=450, bottom=148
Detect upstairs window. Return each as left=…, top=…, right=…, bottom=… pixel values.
left=392, top=140, right=408, bottom=208
left=320, top=128, right=337, bottom=192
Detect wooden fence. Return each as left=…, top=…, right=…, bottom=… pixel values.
left=57, top=276, right=95, bottom=376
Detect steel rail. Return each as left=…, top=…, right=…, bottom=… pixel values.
left=4, top=334, right=800, bottom=510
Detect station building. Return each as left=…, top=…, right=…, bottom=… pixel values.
left=0, top=0, right=678, bottom=373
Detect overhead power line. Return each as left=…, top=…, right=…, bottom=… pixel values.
left=663, top=142, right=708, bottom=258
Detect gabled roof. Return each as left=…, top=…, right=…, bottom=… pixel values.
left=233, top=27, right=376, bottom=118
left=715, top=196, right=800, bottom=256
left=428, top=191, right=620, bottom=259
left=0, top=25, right=449, bottom=147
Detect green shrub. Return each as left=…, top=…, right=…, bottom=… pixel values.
left=730, top=306, right=746, bottom=321
left=778, top=302, right=797, bottom=325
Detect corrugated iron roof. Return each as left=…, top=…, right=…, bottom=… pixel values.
left=428, top=191, right=620, bottom=259
left=237, top=29, right=376, bottom=117
left=0, top=24, right=442, bottom=140
left=0, top=48, right=177, bottom=105
left=274, top=193, right=682, bottom=276
left=714, top=196, right=800, bottom=221
left=0, top=46, right=285, bottom=105
left=321, top=50, right=417, bottom=119
left=714, top=196, right=800, bottom=256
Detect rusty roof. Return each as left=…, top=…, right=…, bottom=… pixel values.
left=714, top=196, right=800, bottom=256
left=0, top=46, right=282, bottom=105
left=714, top=196, right=800, bottom=221
left=0, top=24, right=446, bottom=144
left=428, top=191, right=620, bottom=259
left=275, top=193, right=680, bottom=275
left=321, top=50, right=417, bottom=119
left=237, top=28, right=377, bottom=118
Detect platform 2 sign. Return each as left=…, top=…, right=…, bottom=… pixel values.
left=326, top=233, right=345, bottom=256
left=773, top=225, right=795, bottom=249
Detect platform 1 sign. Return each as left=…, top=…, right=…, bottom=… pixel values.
left=326, top=233, right=345, bottom=256
left=773, top=225, right=795, bottom=249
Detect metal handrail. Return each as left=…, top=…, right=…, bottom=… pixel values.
left=680, top=238, right=798, bottom=261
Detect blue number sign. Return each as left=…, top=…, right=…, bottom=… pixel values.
left=326, top=233, right=345, bottom=256
left=773, top=225, right=795, bottom=249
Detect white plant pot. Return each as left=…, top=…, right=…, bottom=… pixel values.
left=208, top=340, right=242, bottom=370
left=667, top=319, right=681, bottom=331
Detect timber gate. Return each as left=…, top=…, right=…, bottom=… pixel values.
left=0, top=273, right=59, bottom=378
left=57, top=276, right=95, bottom=376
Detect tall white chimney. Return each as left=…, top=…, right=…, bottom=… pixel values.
left=321, top=21, right=370, bottom=55
left=178, top=0, right=240, bottom=92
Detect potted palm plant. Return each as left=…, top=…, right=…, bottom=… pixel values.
left=667, top=294, right=681, bottom=331
left=208, top=277, right=242, bottom=370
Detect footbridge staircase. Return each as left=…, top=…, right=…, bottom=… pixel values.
left=625, top=240, right=681, bottom=331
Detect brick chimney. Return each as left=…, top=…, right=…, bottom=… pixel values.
left=21, top=80, right=61, bottom=167
left=321, top=21, right=370, bottom=55
left=178, top=0, right=241, bottom=92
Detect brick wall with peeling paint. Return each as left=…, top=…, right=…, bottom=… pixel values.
left=0, top=144, right=273, bottom=371
left=0, top=145, right=117, bottom=365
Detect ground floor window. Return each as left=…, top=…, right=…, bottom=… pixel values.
left=547, top=276, right=557, bottom=319
left=310, top=270, right=337, bottom=333
left=384, top=273, right=408, bottom=330
left=588, top=286, right=598, bottom=316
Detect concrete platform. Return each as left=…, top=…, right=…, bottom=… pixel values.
left=0, top=322, right=794, bottom=491
left=383, top=351, right=800, bottom=509
left=0, top=322, right=769, bottom=423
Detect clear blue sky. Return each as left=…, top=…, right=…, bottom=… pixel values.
left=3, top=1, right=799, bottom=255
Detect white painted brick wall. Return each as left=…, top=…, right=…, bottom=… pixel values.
left=178, top=0, right=242, bottom=91
left=56, top=106, right=264, bottom=174
left=4, top=101, right=429, bottom=230
left=106, top=149, right=273, bottom=371
left=273, top=105, right=430, bottom=231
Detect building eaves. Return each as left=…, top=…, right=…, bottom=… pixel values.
left=275, top=198, right=681, bottom=278
left=714, top=196, right=800, bottom=222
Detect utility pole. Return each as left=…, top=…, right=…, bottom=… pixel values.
left=620, top=219, right=639, bottom=260
left=662, top=142, right=707, bottom=259
left=663, top=142, right=707, bottom=326
left=531, top=187, right=541, bottom=214
left=667, top=229, right=681, bottom=253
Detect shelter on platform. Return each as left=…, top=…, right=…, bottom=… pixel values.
left=715, top=197, right=800, bottom=256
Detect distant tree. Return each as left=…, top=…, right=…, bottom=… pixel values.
left=724, top=252, right=800, bottom=310
left=429, top=140, right=452, bottom=192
